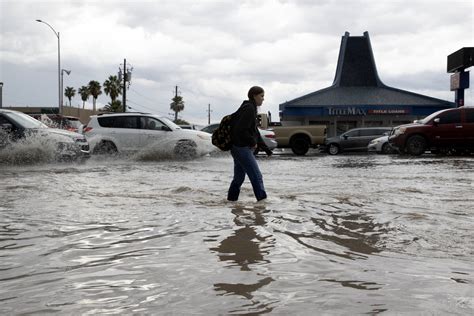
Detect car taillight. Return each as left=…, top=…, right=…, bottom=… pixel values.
left=83, top=126, right=93, bottom=133
left=265, top=134, right=275, bottom=138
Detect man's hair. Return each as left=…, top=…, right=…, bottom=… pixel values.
left=247, top=86, right=264, bottom=101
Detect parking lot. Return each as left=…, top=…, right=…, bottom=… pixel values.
left=1, top=151, right=472, bottom=315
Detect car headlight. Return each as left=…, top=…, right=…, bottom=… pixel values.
left=57, top=141, right=76, bottom=151
left=394, top=127, right=406, bottom=136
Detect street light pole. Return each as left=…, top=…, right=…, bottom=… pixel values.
left=61, top=69, right=71, bottom=111
left=36, top=19, right=61, bottom=114
left=0, top=82, right=3, bottom=108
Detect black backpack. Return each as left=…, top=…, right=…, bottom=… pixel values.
left=211, top=113, right=235, bottom=151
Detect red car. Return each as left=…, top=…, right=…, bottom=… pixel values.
left=389, top=106, right=474, bottom=155
left=30, top=114, right=83, bottom=133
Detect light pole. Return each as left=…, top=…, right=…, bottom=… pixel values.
left=0, top=82, right=3, bottom=108
left=61, top=69, right=71, bottom=110
left=36, top=19, right=61, bottom=114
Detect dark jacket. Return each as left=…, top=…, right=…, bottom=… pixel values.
left=231, top=100, right=261, bottom=147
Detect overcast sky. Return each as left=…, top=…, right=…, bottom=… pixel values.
left=1, top=0, right=473, bottom=124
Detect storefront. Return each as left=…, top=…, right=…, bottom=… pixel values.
left=279, top=32, right=455, bottom=137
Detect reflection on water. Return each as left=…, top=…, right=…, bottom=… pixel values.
left=278, top=209, right=389, bottom=260
left=0, top=153, right=473, bottom=315
left=210, top=206, right=275, bottom=313
left=211, top=206, right=272, bottom=270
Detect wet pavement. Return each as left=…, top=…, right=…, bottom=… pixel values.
left=0, top=149, right=473, bottom=315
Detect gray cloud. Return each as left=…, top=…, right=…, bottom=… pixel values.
left=1, top=0, right=472, bottom=124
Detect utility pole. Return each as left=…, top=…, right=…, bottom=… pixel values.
left=119, top=59, right=133, bottom=112
left=207, top=103, right=212, bottom=124
left=174, top=85, right=178, bottom=121
left=0, top=82, right=3, bottom=108
left=122, top=58, right=127, bottom=112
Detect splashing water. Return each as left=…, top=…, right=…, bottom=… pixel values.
left=0, top=133, right=59, bottom=165
left=132, top=135, right=217, bottom=161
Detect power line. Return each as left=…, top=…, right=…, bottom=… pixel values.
left=126, top=99, right=169, bottom=115
left=128, top=87, right=157, bottom=104
left=125, top=99, right=155, bottom=112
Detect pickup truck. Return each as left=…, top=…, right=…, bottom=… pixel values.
left=389, top=106, right=474, bottom=155
left=258, top=113, right=326, bottom=155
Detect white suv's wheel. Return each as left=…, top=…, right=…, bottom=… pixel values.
left=93, top=141, right=117, bottom=154
left=174, top=140, right=197, bottom=158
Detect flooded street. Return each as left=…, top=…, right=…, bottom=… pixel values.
left=0, top=151, right=473, bottom=315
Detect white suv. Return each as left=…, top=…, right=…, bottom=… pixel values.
left=83, top=112, right=214, bottom=158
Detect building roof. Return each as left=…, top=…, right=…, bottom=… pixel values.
left=280, top=32, right=454, bottom=109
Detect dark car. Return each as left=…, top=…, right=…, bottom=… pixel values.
left=389, top=106, right=474, bottom=155
left=321, top=127, right=392, bottom=155
left=0, top=109, right=90, bottom=161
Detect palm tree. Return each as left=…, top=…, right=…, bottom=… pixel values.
left=88, top=80, right=102, bottom=112
left=64, top=86, right=76, bottom=106
left=170, top=95, right=185, bottom=122
left=78, top=86, right=90, bottom=109
left=103, top=75, right=121, bottom=103
left=102, top=100, right=122, bottom=113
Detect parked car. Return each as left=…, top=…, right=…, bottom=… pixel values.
left=179, top=124, right=203, bottom=130
left=0, top=109, right=90, bottom=161
left=29, top=114, right=83, bottom=133
left=367, top=134, right=394, bottom=154
left=389, top=106, right=474, bottom=155
left=83, top=112, right=214, bottom=157
left=321, top=127, right=392, bottom=155
left=200, top=123, right=219, bottom=134
left=200, top=123, right=278, bottom=151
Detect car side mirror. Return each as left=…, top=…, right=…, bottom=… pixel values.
left=433, top=118, right=440, bottom=125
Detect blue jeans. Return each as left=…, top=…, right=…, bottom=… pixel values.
left=227, top=145, right=267, bottom=201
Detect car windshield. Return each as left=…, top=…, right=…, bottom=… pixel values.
left=156, top=116, right=181, bottom=130
left=5, top=112, right=48, bottom=129
left=419, top=109, right=449, bottom=124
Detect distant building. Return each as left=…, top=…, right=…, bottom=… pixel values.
left=279, top=32, right=455, bottom=136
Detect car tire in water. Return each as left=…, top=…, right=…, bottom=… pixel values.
left=290, top=136, right=310, bottom=156
left=174, top=140, right=197, bottom=158
left=93, top=141, right=117, bottom=155
left=381, top=143, right=393, bottom=154
left=328, top=143, right=340, bottom=155
left=405, top=135, right=427, bottom=156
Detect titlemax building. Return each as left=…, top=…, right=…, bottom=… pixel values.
left=279, top=32, right=455, bottom=137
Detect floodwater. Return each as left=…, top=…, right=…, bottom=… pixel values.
left=0, top=146, right=473, bottom=315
